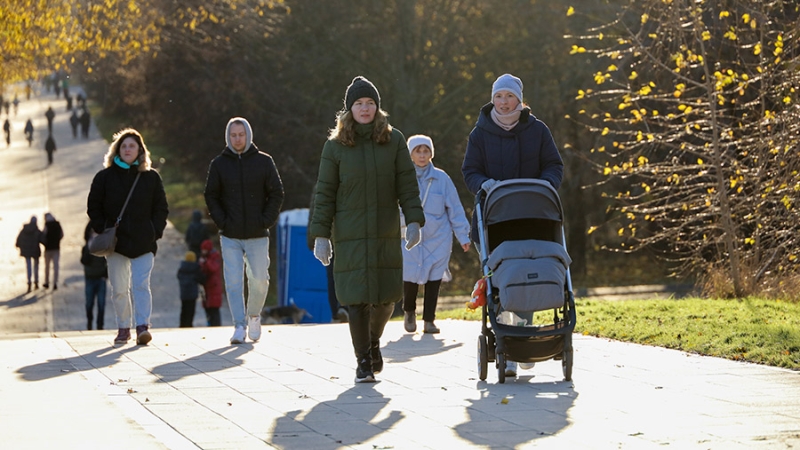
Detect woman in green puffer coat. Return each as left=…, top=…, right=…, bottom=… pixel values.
left=310, top=76, right=425, bottom=383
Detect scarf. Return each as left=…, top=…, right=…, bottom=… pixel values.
left=114, top=155, right=140, bottom=169
left=490, top=103, right=523, bottom=131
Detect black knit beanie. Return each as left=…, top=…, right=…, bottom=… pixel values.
left=344, top=76, right=380, bottom=111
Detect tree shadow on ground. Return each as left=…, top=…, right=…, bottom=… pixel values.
left=271, top=384, right=403, bottom=448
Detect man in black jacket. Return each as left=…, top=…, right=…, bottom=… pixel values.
left=204, top=117, right=284, bottom=344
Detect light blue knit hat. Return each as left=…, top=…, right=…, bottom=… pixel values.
left=491, top=73, right=523, bottom=103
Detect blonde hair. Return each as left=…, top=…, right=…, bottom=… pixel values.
left=328, top=109, right=393, bottom=147
left=104, top=128, right=152, bottom=171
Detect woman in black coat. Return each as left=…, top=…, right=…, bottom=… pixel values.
left=15, top=215, right=42, bottom=292
left=87, top=128, right=169, bottom=346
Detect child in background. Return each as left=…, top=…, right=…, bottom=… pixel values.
left=199, top=239, right=223, bottom=327
left=177, top=251, right=205, bottom=328
left=82, top=223, right=108, bottom=330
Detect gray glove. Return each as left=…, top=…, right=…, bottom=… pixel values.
left=481, top=178, right=498, bottom=192
left=313, top=237, right=332, bottom=266
left=405, top=222, right=421, bottom=250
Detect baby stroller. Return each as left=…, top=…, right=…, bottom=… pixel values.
left=474, top=178, right=576, bottom=383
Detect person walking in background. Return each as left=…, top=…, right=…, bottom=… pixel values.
left=185, top=209, right=210, bottom=256
left=87, top=128, right=169, bottom=346
left=402, top=135, right=471, bottom=335
left=80, top=108, right=91, bottom=138
left=24, top=119, right=33, bottom=146
left=40, top=212, right=64, bottom=290
left=177, top=251, right=205, bottom=328
left=310, top=76, right=425, bottom=383
left=12, top=94, right=19, bottom=117
left=45, top=106, right=55, bottom=134
left=461, top=73, right=564, bottom=377
left=3, top=118, right=10, bottom=146
left=69, top=110, right=79, bottom=138
left=15, top=216, right=42, bottom=293
left=82, top=223, right=108, bottom=330
left=3, top=100, right=10, bottom=116
left=199, top=239, right=223, bottom=327
left=204, top=117, right=284, bottom=344
left=44, top=134, right=56, bottom=165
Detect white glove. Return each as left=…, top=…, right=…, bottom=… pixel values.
left=405, top=222, right=421, bottom=250
left=313, top=237, right=332, bottom=266
left=481, top=179, right=498, bottom=192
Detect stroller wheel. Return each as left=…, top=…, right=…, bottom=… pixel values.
left=477, top=335, right=488, bottom=381
left=496, top=353, right=506, bottom=384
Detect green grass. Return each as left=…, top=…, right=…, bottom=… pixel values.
left=436, top=298, right=800, bottom=370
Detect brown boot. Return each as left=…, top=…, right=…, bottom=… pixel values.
left=136, top=325, right=152, bottom=345
left=114, top=328, right=131, bottom=346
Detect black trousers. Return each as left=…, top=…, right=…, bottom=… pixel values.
left=348, top=303, right=394, bottom=360
left=205, top=307, right=221, bottom=327
left=403, top=280, right=442, bottom=322
left=180, top=299, right=196, bottom=327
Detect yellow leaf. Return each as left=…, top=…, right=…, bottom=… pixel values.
left=587, top=226, right=597, bottom=235
left=567, top=6, right=575, bottom=16
left=697, top=158, right=704, bottom=165
left=719, top=11, right=730, bottom=19
left=601, top=127, right=609, bottom=136
left=628, top=71, right=638, bottom=81
left=641, top=13, right=649, bottom=24
left=702, top=31, right=711, bottom=41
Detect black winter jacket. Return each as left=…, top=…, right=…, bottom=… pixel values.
left=204, top=145, right=284, bottom=239
left=41, top=221, right=63, bottom=250
left=87, top=163, right=169, bottom=258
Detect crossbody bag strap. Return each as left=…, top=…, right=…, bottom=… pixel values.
left=115, top=172, right=141, bottom=227
left=420, top=178, right=434, bottom=209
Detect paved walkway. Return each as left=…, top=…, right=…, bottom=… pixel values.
left=1, top=85, right=800, bottom=449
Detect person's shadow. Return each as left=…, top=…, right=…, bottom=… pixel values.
left=381, top=332, right=463, bottom=364
left=0, top=291, right=42, bottom=309
left=149, top=344, right=253, bottom=383
left=271, top=384, right=403, bottom=448
left=16, top=346, right=138, bottom=381
left=454, top=379, right=577, bottom=447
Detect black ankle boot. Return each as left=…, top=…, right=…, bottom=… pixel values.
left=370, top=341, right=383, bottom=374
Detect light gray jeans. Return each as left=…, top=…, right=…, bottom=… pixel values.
left=220, top=236, right=270, bottom=328
left=107, top=252, right=154, bottom=328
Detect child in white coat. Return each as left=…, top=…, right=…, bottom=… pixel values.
left=402, top=135, right=471, bottom=333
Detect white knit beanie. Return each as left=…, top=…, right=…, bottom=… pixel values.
left=491, top=73, right=523, bottom=103
left=407, top=134, right=434, bottom=158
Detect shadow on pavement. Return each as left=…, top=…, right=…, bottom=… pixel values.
left=271, top=383, right=403, bottom=447
left=0, top=292, right=42, bottom=309
left=382, top=332, right=463, bottom=364
left=150, top=344, right=253, bottom=383
left=15, top=345, right=139, bottom=381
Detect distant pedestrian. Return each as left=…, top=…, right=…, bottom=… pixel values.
left=177, top=251, right=205, bottom=328
left=45, top=135, right=56, bottom=165
left=15, top=216, right=42, bottom=293
left=4, top=101, right=10, bottom=116
left=45, top=106, right=55, bottom=134
left=76, top=93, right=86, bottom=110
left=24, top=119, right=33, bottom=146
left=25, top=82, right=32, bottom=100
left=82, top=223, right=108, bottom=330
left=199, top=239, right=222, bottom=327
left=54, top=82, right=61, bottom=99
left=12, top=95, right=19, bottom=117
left=3, top=118, right=10, bottom=146
left=87, top=128, right=169, bottom=346
left=66, top=95, right=73, bottom=111
left=69, top=110, right=79, bottom=138
left=184, top=209, right=209, bottom=256
left=80, top=108, right=91, bottom=138
left=40, top=212, right=64, bottom=290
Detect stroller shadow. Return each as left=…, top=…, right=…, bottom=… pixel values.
left=381, top=333, right=463, bottom=364
left=149, top=344, right=252, bottom=383
left=16, top=345, right=138, bottom=382
left=271, top=384, right=403, bottom=447
left=455, top=380, right=578, bottom=446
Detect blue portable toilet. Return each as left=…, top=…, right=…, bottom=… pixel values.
left=276, top=208, right=331, bottom=323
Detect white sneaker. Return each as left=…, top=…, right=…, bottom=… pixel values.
left=505, top=361, right=518, bottom=377
left=230, top=326, right=246, bottom=344
left=519, top=362, right=535, bottom=370
left=247, top=315, right=262, bottom=342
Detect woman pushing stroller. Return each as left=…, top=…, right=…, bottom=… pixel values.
left=462, top=73, right=564, bottom=377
